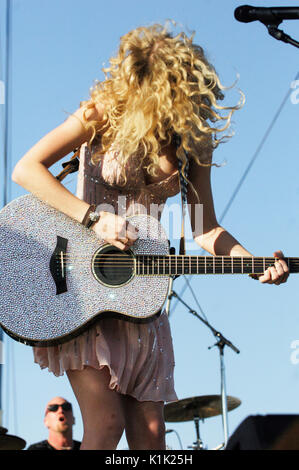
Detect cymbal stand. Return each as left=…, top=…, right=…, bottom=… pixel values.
left=188, top=416, right=205, bottom=450
left=171, top=291, right=240, bottom=447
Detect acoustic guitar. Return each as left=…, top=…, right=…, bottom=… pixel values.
left=0, top=194, right=297, bottom=346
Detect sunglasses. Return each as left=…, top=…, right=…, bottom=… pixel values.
left=47, top=402, right=72, bottom=413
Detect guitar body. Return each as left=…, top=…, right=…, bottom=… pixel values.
left=0, top=195, right=170, bottom=346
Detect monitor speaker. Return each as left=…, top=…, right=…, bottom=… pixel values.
left=225, top=414, right=299, bottom=450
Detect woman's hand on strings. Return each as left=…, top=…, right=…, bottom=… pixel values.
left=92, top=211, right=139, bottom=250
left=258, top=250, right=289, bottom=285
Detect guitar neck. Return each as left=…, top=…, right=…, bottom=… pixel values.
left=135, top=255, right=299, bottom=276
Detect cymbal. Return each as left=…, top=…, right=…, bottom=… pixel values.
left=164, top=395, right=241, bottom=422
left=0, top=426, right=26, bottom=450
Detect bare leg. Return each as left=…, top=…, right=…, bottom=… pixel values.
left=122, top=394, right=166, bottom=450
left=67, top=366, right=125, bottom=450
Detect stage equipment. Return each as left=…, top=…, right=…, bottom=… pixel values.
left=0, top=426, right=26, bottom=450
left=235, top=5, right=299, bottom=23
left=165, top=429, right=184, bottom=450
left=164, top=395, right=241, bottom=450
left=234, top=5, right=299, bottom=48
left=169, top=290, right=241, bottom=447
left=225, top=414, right=299, bottom=450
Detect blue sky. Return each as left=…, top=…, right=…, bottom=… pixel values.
left=0, top=0, right=299, bottom=450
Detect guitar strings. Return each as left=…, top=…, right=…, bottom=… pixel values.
left=53, top=255, right=299, bottom=267
left=54, top=259, right=286, bottom=264
left=54, top=255, right=298, bottom=263
left=54, top=255, right=297, bottom=264
left=55, top=255, right=294, bottom=261
left=52, top=255, right=299, bottom=270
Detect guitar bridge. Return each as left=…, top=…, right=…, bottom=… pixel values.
left=49, top=236, right=68, bottom=294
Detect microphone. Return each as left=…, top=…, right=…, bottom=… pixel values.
left=234, top=5, right=299, bottom=25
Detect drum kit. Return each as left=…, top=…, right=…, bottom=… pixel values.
left=164, top=394, right=241, bottom=450
left=0, top=426, right=26, bottom=450
left=0, top=396, right=242, bottom=451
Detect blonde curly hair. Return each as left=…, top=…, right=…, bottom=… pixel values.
left=80, top=22, right=243, bottom=182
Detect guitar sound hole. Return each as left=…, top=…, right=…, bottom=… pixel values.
left=92, top=245, right=134, bottom=287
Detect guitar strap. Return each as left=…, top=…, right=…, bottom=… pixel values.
left=178, top=161, right=189, bottom=256
left=56, top=138, right=189, bottom=256
left=173, top=134, right=189, bottom=256
left=55, top=147, right=80, bottom=182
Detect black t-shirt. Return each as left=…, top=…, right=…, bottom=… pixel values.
left=27, top=439, right=81, bottom=450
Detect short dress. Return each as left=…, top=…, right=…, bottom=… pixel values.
left=33, top=139, right=180, bottom=403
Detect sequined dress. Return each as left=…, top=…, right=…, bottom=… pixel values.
left=33, top=139, right=180, bottom=402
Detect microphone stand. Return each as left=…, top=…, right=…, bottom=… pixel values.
left=165, top=247, right=176, bottom=317
left=171, top=290, right=240, bottom=447
left=165, top=276, right=175, bottom=316
left=266, top=23, right=299, bottom=49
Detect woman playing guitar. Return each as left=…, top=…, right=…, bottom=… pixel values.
left=11, top=23, right=289, bottom=450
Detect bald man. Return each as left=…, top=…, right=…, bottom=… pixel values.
left=27, top=397, right=81, bottom=450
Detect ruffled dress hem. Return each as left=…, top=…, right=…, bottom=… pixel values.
left=33, top=312, right=178, bottom=403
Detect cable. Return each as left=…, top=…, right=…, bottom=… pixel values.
left=181, top=275, right=209, bottom=323
left=217, top=70, right=299, bottom=224
left=171, top=70, right=299, bottom=316
left=3, top=0, right=12, bottom=207
left=0, top=0, right=10, bottom=426
left=1, top=0, right=14, bottom=432
left=0, top=2, right=5, bottom=140
left=10, top=339, right=18, bottom=435
left=165, top=429, right=184, bottom=449
left=4, top=336, right=9, bottom=430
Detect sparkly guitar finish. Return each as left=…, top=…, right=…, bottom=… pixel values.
left=0, top=195, right=169, bottom=346
left=0, top=194, right=298, bottom=346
